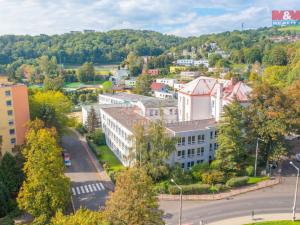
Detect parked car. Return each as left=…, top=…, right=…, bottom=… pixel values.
left=63, top=150, right=71, bottom=167
left=296, top=154, right=300, bottom=162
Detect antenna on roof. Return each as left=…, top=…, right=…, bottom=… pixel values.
left=241, top=23, right=244, bottom=31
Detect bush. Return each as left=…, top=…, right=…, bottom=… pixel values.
left=210, top=184, right=229, bottom=193
left=170, top=164, right=193, bottom=185
left=201, top=170, right=225, bottom=185
left=154, top=181, right=169, bottom=194
left=168, top=183, right=210, bottom=195
left=76, top=123, right=87, bottom=135
left=86, top=139, right=98, bottom=156
left=246, top=165, right=254, bottom=176
left=0, top=216, right=14, bottom=225
left=226, top=176, right=249, bottom=187
left=89, top=129, right=106, bottom=146
left=190, top=163, right=210, bottom=182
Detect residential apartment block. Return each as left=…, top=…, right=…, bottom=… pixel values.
left=0, top=83, right=29, bottom=157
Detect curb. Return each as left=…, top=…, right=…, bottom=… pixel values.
left=159, top=178, right=280, bottom=201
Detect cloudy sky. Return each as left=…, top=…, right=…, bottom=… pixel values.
left=0, top=0, right=299, bottom=37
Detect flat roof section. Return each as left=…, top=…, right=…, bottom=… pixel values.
left=166, top=118, right=216, bottom=133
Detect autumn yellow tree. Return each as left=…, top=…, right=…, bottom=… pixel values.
left=105, top=167, right=164, bottom=225
left=17, top=120, right=70, bottom=224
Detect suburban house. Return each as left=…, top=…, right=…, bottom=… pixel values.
left=147, top=69, right=160, bottom=76
left=156, top=78, right=178, bottom=88
left=180, top=71, right=200, bottom=80
left=150, top=82, right=168, bottom=92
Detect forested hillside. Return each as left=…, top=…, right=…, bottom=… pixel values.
left=0, top=29, right=184, bottom=66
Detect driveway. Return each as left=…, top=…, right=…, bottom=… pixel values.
left=62, top=130, right=113, bottom=211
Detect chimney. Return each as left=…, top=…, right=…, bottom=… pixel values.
left=215, top=82, right=223, bottom=122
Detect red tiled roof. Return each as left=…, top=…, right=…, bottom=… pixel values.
left=151, top=82, right=165, bottom=91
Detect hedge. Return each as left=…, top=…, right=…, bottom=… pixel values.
left=226, top=176, right=249, bottom=187
left=86, top=138, right=99, bottom=156
left=0, top=216, right=14, bottom=225
left=169, top=184, right=210, bottom=195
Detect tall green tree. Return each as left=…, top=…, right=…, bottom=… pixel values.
left=43, top=76, right=64, bottom=91
left=214, top=99, right=247, bottom=175
left=134, top=75, right=152, bottom=96
left=17, top=120, right=70, bottom=224
left=86, top=107, right=100, bottom=134
left=76, top=62, right=95, bottom=83
left=104, top=168, right=164, bottom=225
left=245, top=83, right=290, bottom=166
left=30, top=90, right=73, bottom=135
left=0, top=153, right=24, bottom=193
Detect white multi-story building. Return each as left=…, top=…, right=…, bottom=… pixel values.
left=180, top=71, right=200, bottom=80
left=178, top=76, right=252, bottom=122
left=84, top=76, right=251, bottom=170
left=194, top=59, right=209, bottom=68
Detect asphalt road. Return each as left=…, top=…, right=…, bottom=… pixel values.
left=160, top=138, right=300, bottom=225
left=62, top=131, right=111, bottom=211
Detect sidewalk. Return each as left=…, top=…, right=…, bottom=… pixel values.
left=208, top=213, right=294, bottom=225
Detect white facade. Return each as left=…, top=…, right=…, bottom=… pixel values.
left=194, top=59, right=209, bottom=68
left=180, top=71, right=200, bottom=79
left=174, top=83, right=186, bottom=91
left=154, top=91, right=174, bottom=99
left=177, top=59, right=194, bottom=66
left=156, top=78, right=178, bottom=88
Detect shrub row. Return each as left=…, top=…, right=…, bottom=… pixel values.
left=169, top=184, right=210, bottom=195
left=86, top=138, right=98, bottom=156
left=226, top=176, right=249, bottom=187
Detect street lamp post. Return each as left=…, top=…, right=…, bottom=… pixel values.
left=290, top=161, right=299, bottom=221
left=254, top=138, right=259, bottom=177
left=171, top=179, right=182, bottom=225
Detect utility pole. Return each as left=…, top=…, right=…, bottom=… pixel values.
left=171, top=179, right=182, bottom=225
left=290, top=161, right=299, bottom=221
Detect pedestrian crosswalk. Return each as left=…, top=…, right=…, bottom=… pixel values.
left=72, top=182, right=105, bottom=196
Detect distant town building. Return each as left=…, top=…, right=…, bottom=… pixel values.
left=0, top=83, right=30, bottom=156
left=154, top=91, right=174, bottom=99
left=124, top=78, right=136, bottom=88
left=180, top=71, right=200, bottom=80
left=83, top=29, right=96, bottom=33
left=147, top=69, right=160, bottom=76
left=176, top=59, right=194, bottom=66
left=170, top=66, right=187, bottom=73
left=156, top=78, right=178, bottom=88
left=194, top=59, right=209, bottom=68
left=150, top=82, right=168, bottom=92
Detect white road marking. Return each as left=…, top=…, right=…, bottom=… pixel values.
left=95, top=183, right=102, bottom=191
left=76, top=187, right=81, bottom=195
left=99, top=183, right=105, bottom=190
left=84, top=185, right=89, bottom=193
left=72, top=188, right=76, bottom=195
left=92, top=184, right=97, bottom=191
left=88, top=184, right=93, bottom=192
left=80, top=186, right=85, bottom=194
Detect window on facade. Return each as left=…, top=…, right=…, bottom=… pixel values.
left=188, top=136, right=191, bottom=145
left=191, top=161, right=194, bottom=167
left=187, top=149, right=191, bottom=157
left=181, top=150, right=185, bottom=158
left=170, top=109, right=173, bottom=115
left=215, top=131, right=218, bottom=137
left=187, top=162, right=191, bottom=168
left=198, top=134, right=205, bottom=143
left=191, top=149, right=195, bottom=156
left=8, top=120, right=14, bottom=126
left=7, top=110, right=13, bottom=116
left=10, top=138, right=16, bottom=144
left=175, top=109, right=178, bottom=115
left=209, top=143, right=213, bottom=151
left=6, top=100, right=12, bottom=106
left=191, top=136, right=195, bottom=144
left=181, top=163, right=185, bottom=169
left=201, top=147, right=205, bottom=156
left=177, top=151, right=181, bottom=157
left=9, top=129, right=15, bottom=135
left=182, top=137, right=185, bottom=145
left=197, top=148, right=200, bottom=155
left=214, top=143, right=218, bottom=150
left=5, top=90, right=11, bottom=96
left=210, top=131, right=214, bottom=139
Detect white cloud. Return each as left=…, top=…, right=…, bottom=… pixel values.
left=0, top=0, right=299, bottom=36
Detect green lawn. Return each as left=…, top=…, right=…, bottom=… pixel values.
left=244, top=220, right=300, bottom=225
left=64, top=80, right=104, bottom=88
left=247, top=176, right=269, bottom=185
left=95, top=145, right=123, bottom=172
